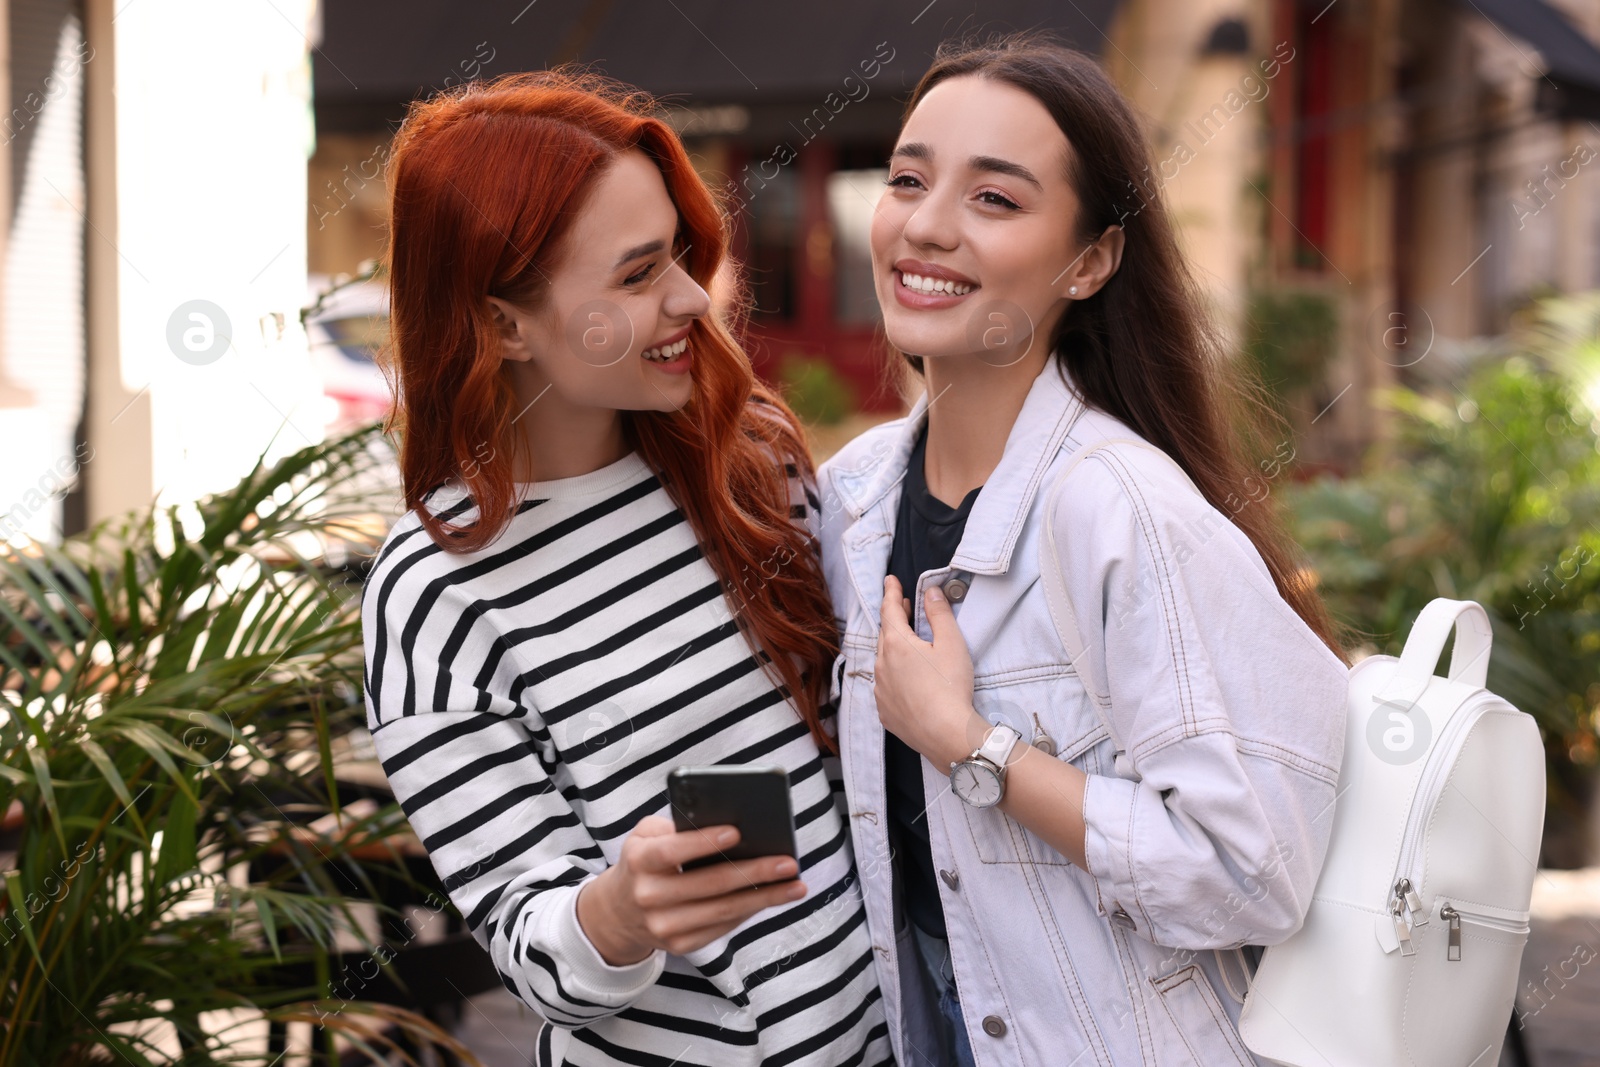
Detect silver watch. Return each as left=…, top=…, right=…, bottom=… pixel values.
left=950, top=724, right=1023, bottom=808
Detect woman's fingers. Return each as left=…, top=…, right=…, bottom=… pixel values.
left=922, top=585, right=967, bottom=654
left=631, top=815, right=677, bottom=838
left=880, top=576, right=907, bottom=633
left=615, top=819, right=808, bottom=956
left=644, top=878, right=808, bottom=947
left=632, top=823, right=740, bottom=873
left=675, top=854, right=799, bottom=898
left=635, top=853, right=799, bottom=909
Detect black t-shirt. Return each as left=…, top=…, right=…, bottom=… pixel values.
left=884, top=423, right=983, bottom=940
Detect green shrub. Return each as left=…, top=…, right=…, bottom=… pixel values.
left=777, top=353, right=856, bottom=426
left=1289, top=296, right=1600, bottom=865
left=1243, top=288, right=1340, bottom=415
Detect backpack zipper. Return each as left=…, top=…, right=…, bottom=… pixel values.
left=1383, top=693, right=1500, bottom=950
left=1436, top=901, right=1531, bottom=962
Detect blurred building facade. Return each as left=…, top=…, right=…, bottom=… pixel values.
left=306, top=0, right=1600, bottom=470
left=1140, top=0, right=1600, bottom=466
left=0, top=0, right=324, bottom=545
left=6, top=0, right=1600, bottom=543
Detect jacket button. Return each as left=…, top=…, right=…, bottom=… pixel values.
left=942, top=577, right=969, bottom=602
left=982, top=1015, right=1006, bottom=1037
left=939, top=869, right=959, bottom=891
left=1110, top=904, right=1137, bottom=931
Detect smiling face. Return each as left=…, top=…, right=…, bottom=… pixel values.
left=490, top=148, right=711, bottom=414
left=870, top=75, right=1093, bottom=364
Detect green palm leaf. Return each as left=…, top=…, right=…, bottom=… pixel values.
left=0, top=424, right=479, bottom=1066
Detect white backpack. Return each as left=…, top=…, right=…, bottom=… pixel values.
left=1236, top=595, right=1544, bottom=1067
left=1039, top=439, right=1546, bottom=1067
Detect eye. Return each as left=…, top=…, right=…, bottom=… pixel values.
left=977, top=189, right=1021, bottom=210
left=624, top=262, right=657, bottom=286
left=884, top=173, right=924, bottom=190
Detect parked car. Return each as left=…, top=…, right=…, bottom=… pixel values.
left=305, top=270, right=391, bottom=432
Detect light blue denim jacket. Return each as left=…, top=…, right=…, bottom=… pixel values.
left=816, top=359, right=1348, bottom=1066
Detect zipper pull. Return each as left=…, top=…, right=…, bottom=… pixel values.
left=1441, top=904, right=1461, bottom=961
left=1391, top=898, right=1416, bottom=957
left=1397, top=878, right=1427, bottom=925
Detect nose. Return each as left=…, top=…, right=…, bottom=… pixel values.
left=900, top=185, right=959, bottom=252
left=662, top=259, right=711, bottom=321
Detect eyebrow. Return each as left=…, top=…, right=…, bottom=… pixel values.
left=970, top=154, right=1043, bottom=190
left=890, top=142, right=1043, bottom=190
left=612, top=239, right=667, bottom=271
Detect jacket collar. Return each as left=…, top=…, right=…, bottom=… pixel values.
left=833, top=358, right=1089, bottom=576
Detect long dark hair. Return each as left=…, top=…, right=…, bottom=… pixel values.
left=899, top=34, right=1347, bottom=658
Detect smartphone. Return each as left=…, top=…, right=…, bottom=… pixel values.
left=667, top=765, right=798, bottom=871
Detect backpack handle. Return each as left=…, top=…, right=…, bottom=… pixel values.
left=1383, top=598, right=1493, bottom=703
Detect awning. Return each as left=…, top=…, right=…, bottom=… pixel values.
left=312, top=0, right=1123, bottom=134
left=1458, top=0, right=1600, bottom=119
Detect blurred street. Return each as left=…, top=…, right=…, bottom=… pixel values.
left=1518, top=869, right=1600, bottom=1067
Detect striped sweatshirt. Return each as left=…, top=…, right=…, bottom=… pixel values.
left=361, top=436, right=893, bottom=1067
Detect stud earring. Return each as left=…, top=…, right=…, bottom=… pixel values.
left=1069, top=285, right=1079, bottom=296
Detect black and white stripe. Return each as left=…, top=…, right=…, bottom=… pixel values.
left=362, top=441, right=890, bottom=1067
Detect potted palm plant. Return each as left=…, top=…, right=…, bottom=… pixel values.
left=0, top=425, right=485, bottom=1065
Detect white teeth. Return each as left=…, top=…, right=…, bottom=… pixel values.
left=642, top=337, right=689, bottom=362
left=900, top=271, right=972, bottom=296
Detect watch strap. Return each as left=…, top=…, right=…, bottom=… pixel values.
left=976, top=723, right=1022, bottom=769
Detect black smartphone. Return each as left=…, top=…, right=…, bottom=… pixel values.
left=667, top=765, right=798, bottom=872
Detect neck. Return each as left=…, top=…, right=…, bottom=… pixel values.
left=918, top=346, right=1050, bottom=507
left=504, top=365, right=630, bottom=483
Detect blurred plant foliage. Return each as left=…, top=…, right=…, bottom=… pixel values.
left=1289, top=294, right=1600, bottom=864
left=0, top=426, right=475, bottom=1065
left=1243, top=288, right=1340, bottom=415
left=778, top=353, right=856, bottom=426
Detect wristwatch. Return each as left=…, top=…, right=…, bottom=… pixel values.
left=950, top=724, right=1023, bottom=808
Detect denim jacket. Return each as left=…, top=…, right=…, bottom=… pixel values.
left=816, top=359, right=1348, bottom=1066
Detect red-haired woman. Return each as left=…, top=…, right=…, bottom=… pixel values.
left=361, top=72, right=890, bottom=1067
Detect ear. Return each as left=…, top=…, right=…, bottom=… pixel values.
left=1059, top=225, right=1126, bottom=301
left=485, top=296, right=535, bottom=363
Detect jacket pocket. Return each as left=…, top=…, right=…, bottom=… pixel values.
left=959, top=794, right=1081, bottom=866
left=1149, top=964, right=1254, bottom=1067
left=959, top=675, right=1109, bottom=865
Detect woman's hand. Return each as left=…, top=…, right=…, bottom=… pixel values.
left=576, top=816, right=806, bottom=965
left=878, top=576, right=1091, bottom=869
left=875, top=576, right=989, bottom=769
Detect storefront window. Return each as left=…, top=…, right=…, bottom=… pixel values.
left=827, top=168, right=888, bottom=326
left=746, top=164, right=799, bottom=321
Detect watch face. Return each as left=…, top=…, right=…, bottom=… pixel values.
left=952, top=761, right=1003, bottom=808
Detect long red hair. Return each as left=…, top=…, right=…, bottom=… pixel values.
left=381, top=70, right=840, bottom=748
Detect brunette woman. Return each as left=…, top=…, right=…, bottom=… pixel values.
left=818, top=35, right=1348, bottom=1066
left=363, top=71, right=891, bottom=1066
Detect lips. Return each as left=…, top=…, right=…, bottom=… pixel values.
left=641, top=324, right=692, bottom=361
left=641, top=337, right=687, bottom=363
left=891, top=259, right=979, bottom=309
left=640, top=324, right=693, bottom=375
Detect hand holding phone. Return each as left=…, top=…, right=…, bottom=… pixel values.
left=667, top=765, right=798, bottom=872
left=574, top=769, right=804, bottom=966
